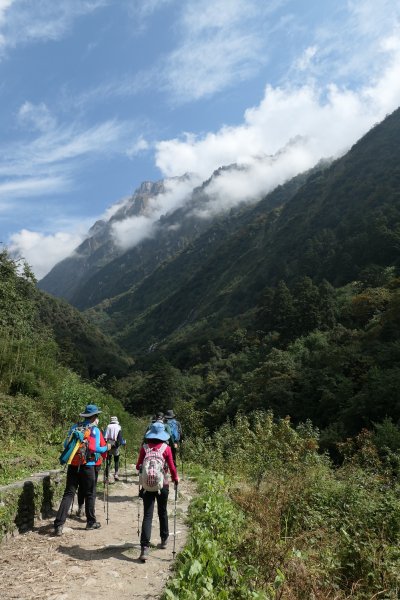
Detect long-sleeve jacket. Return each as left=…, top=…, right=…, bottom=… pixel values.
left=136, top=442, right=179, bottom=484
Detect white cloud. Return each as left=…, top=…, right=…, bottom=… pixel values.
left=9, top=228, right=86, bottom=279
left=129, top=0, right=174, bottom=20
left=0, top=175, right=68, bottom=198
left=295, top=46, right=317, bottom=71
left=126, top=137, right=149, bottom=159
left=111, top=214, right=156, bottom=251
left=163, top=0, right=270, bottom=103
left=155, top=34, right=400, bottom=185
left=0, top=0, right=106, bottom=58
left=0, top=102, right=141, bottom=198
left=111, top=175, right=200, bottom=250
left=17, top=101, right=57, bottom=132
left=194, top=140, right=315, bottom=218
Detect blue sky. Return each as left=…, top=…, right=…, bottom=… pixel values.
left=1, top=0, right=400, bottom=278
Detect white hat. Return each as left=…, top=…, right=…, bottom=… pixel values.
left=110, top=416, right=119, bottom=424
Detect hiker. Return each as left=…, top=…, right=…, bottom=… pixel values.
left=143, top=411, right=165, bottom=440
left=54, top=404, right=109, bottom=535
left=136, top=421, right=179, bottom=562
left=104, top=415, right=125, bottom=482
left=76, top=457, right=102, bottom=517
left=164, top=409, right=182, bottom=467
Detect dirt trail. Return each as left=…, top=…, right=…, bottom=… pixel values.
left=0, top=470, right=193, bottom=600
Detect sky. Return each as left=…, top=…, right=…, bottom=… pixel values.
left=1, top=0, right=400, bottom=278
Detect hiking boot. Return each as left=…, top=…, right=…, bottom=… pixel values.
left=139, top=546, right=149, bottom=562
left=54, top=525, right=63, bottom=536
left=160, top=536, right=168, bottom=549
left=85, top=522, right=101, bottom=530
left=76, top=505, right=84, bottom=517
left=114, top=473, right=119, bottom=481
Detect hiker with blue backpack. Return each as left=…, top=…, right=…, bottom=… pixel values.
left=164, top=409, right=182, bottom=467
left=136, top=421, right=179, bottom=562
left=54, top=404, right=110, bottom=536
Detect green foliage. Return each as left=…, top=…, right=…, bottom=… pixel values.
left=0, top=248, right=140, bottom=485
left=163, top=473, right=267, bottom=600
left=189, top=412, right=400, bottom=599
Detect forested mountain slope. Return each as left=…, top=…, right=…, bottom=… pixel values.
left=89, top=107, right=400, bottom=355
left=39, top=162, right=312, bottom=312
left=37, top=292, right=131, bottom=379
left=0, top=249, right=140, bottom=486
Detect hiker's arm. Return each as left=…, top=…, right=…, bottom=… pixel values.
left=164, top=446, right=179, bottom=482
left=116, top=429, right=123, bottom=447
left=92, top=427, right=108, bottom=453
left=99, top=430, right=108, bottom=458
left=136, top=446, right=145, bottom=471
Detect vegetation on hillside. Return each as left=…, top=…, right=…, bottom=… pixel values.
left=0, top=249, right=142, bottom=485
left=166, top=414, right=400, bottom=599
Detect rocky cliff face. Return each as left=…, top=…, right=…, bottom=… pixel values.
left=38, top=180, right=167, bottom=302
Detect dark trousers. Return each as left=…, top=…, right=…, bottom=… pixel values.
left=140, top=486, right=169, bottom=547
left=105, top=453, right=120, bottom=478
left=54, top=465, right=97, bottom=527
left=77, top=465, right=100, bottom=507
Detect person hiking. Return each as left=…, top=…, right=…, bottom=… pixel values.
left=54, top=403, right=109, bottom=535
left=164, top=409, right=182, bottom=467
left=75, top=454, right=102, bottom=517
left=104, top=415, right=125, bottom=482
left=143, top=411, right=166, bottom=440
left=136, top=421, right=179, bottom=562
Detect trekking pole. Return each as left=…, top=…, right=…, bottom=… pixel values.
left=124, top=442, right=127, bottom=483
left=103, top=463, right=106, bottom=512
left=137, top=487, right=141, bottom=539
left=181, top=441, right=184, bottom=480
left=172, top=482, right=178, bottom=559
left=106, top=472, right=110, bottom=525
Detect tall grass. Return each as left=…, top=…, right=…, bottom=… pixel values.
left=183, top=412, right=400, bottom=599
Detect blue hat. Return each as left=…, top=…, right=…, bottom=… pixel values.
left=145, top=422, right=170, bottom=442
left=79, top=404, right=102, bottom=417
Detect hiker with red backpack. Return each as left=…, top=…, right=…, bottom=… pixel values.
left=54, top=404, right=109, bottom=536
left=136, top=421, right=179, bottom=562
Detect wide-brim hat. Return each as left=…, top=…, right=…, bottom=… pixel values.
left=145, top=422, right=170, bottom=442
left=110, top=416, right=119, bottom=424
left=79, top=404, right=102, bottom=417
left=164, top=409, right=176, bottom=419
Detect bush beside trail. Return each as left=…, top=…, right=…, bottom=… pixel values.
left=180, top=412, right=400, bottom=599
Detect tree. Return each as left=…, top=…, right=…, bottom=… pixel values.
left=143, top=358, right=182, bottom=414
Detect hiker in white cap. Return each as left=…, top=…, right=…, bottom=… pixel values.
left=104, top=416, right=125, bottom=481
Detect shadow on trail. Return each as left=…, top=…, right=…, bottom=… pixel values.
left=98, top=495, right=140, bottom=503
left=57, top=542, right=140, bottom=563
left=57, top=543, right=174, bottom=565
left=36, top=523, right=85, bottom=536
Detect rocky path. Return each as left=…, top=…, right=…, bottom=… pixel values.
left=0, top=471, right=193, bottom=600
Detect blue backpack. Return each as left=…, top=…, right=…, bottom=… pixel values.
left=168, top=419, right=180, bottom=443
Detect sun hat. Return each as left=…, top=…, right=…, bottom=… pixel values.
left=110, top=416, right=119, bottom=424
left=79, top=404, right=102, bottom=417
left=145, top=422, right=170, bottom=442
left=164, top=409, right=176, bottom=419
